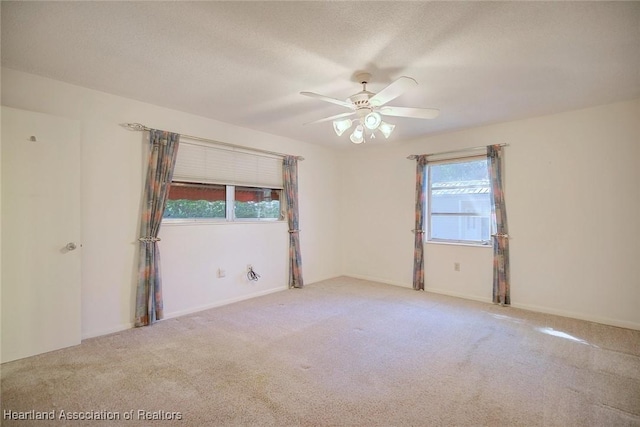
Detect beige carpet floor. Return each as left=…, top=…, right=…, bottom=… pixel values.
left=1, top=276, right=639, bottom=426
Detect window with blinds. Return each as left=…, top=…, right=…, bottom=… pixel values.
left=163, top=141, right=284, bottom=222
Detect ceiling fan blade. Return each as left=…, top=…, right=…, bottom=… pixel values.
left=304, top=111, right=356, bottom=125
left=379, top=106, right=440, bottom=120
left=368, top=76, right=418, bottom=107
left=300, top=91, right=354, bottom=109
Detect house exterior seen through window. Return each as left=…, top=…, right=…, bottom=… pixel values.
left=164, top=182, right=226, bottom=219
left=164, top=182, right=281, bottom=221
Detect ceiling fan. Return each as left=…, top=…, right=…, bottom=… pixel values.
left=301, top=72, right=440, bottom=144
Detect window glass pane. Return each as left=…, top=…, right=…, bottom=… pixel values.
left=430, top=215, right=491, bottom=243
left=164, top=182, right=226, bottom=219
left=431, top=159, right=488, bottom=183
left=429, top=159, right=491, bottom=243
left=234, top=187, right=281, bottom=219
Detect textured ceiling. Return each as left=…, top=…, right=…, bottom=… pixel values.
left=2, top=1, right=639, bottom=148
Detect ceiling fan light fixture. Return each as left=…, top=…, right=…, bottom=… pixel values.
left=364, top=112, right=382, bottom=130
left=379, top=121, right=395, bottom=138
left=333, top=118, right=353, bottom=136
left=350, top=124, right=364, bottom=144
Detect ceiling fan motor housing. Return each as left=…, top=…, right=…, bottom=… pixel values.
left=350, top=72, right=375, bottom=117
left=350, top=91, right=375, bottom=118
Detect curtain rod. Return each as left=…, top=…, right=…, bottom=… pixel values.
left=121, top=123, right=304, bottom=161
left=407, top=143, right=508, bottom=160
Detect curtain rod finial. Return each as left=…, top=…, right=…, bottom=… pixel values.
left=121, top=123, right=146, bottom=132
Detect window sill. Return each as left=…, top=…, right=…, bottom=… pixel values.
left=426, top=240, right=492, bottom=248
left=162, top=219, right=287, bottom=226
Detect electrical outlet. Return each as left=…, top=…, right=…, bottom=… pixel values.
left=217, top=268, right=226, bottom=278
left=454, top=262, right=461, bottom=272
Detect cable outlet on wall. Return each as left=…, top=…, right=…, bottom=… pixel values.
left=247, top=264, right=253, bottom=273
left=454, top=262, right=461, bottom=272
left=217, top=268, right=226, bottom=278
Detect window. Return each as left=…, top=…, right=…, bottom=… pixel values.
left=163, top=141, right=284, bottom=222
left=427, top=157, right=491, bottom=245
left=234, top=186, right=281, bottom=219
left=165, top=182, right=226, bottom=219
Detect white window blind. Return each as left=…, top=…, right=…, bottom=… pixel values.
left=172, top=141, right=284, bottom=189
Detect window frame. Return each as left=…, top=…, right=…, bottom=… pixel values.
left=163, top=182, right=285, bottom=225
left=426, top=155, right=492, bottom=247
left=229, top=185, right=284, bottom=223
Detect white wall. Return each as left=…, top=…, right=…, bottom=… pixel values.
left=341, top=98, right=640, bottom=329
left=1, top=68, right=342, bottom=339
left=159, top=222, right=289, bottom=318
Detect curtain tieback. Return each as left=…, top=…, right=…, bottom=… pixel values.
left=491, top=233, right=509, bottom=238
left=412, top=229, right=425, bottom=234
left=139, top=236, right=161, bottom=243
left=288, top=229, right=300, bottom=234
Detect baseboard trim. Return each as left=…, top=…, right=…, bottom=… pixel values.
left=163, top=286, right=289, bottom=320
left=345, top=274, right=492, bottom=305
left=82, top=323, right=133, bottom=340
left=346, top=274, right=412, bottom=289
left=306, top=274, right=345, bottom=286
left=510, top=301, right=640, bottom=331
left=343, top=275, right=640, bottom=331
left=424, top=287, right=493, bottom=305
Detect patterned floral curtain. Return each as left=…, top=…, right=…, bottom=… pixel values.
left=413, top=155, right=428, bottom=290
left=283, top=156, right=303, bottom=288
left=488, top=145, right=510, bottom=305
left=135, top=130, right=180, bottom=326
